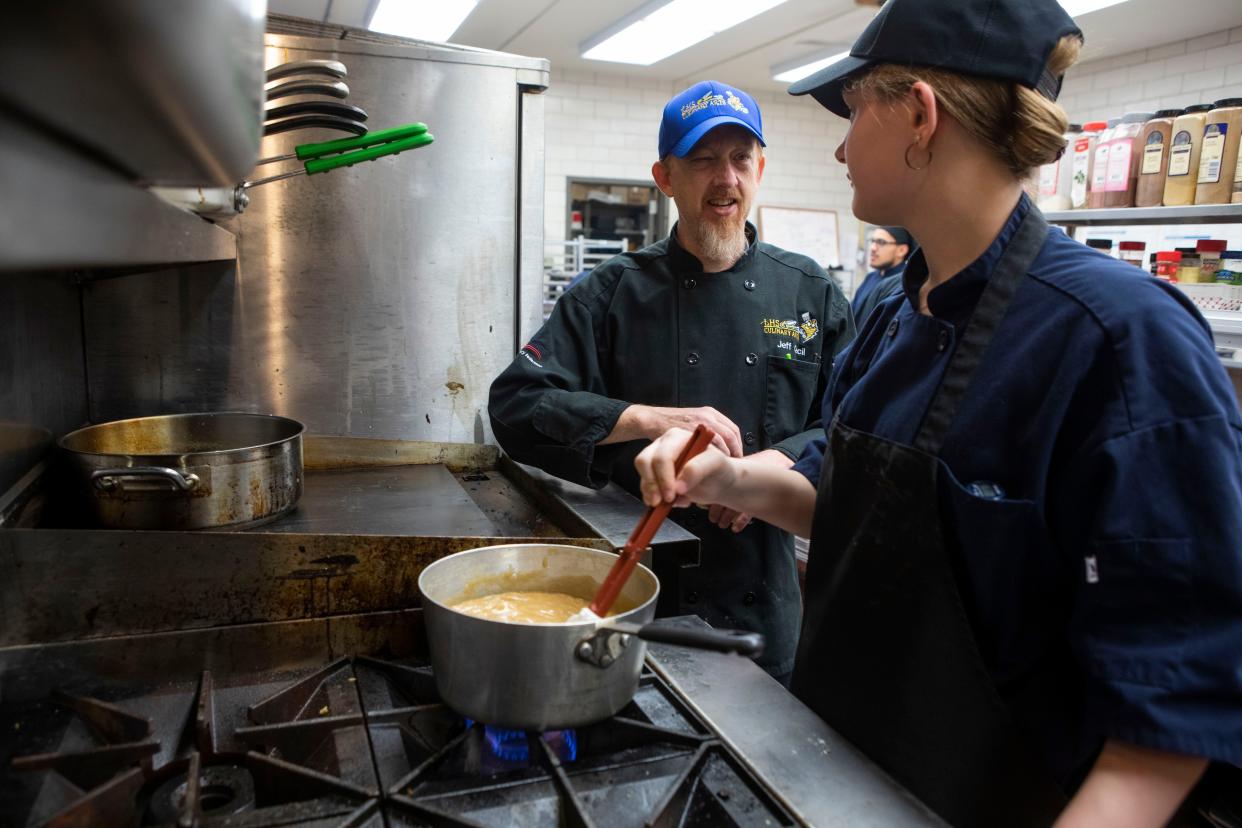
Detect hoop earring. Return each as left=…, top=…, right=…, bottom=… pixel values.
left=904, top=140, right=932, bottom=171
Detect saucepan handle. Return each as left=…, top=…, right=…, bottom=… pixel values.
left=576, top=621, right=764, bottom=669
left=91, top=467, right=200, bottom=492
left=632, top=622, right=765, bottom=657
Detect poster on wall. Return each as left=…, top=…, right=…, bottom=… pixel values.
left=756, top=205, right=840, bottom=270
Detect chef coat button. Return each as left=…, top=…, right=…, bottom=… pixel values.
left=744, top=279, right=756, bottom=291
left=743, top=591, right=757, bottom=606
left=683, top=278, right=696, bottom=289
left=937, top=330, right=950, bottom=352
left=744, top=431, right=756, bottom=446
left=685, top=590, right=699, bottom=605
left=745, top=352, right=757, bottom=365
left=886, top=319, right=900, bottom=338
left=686, top=352, right=700, bottom=365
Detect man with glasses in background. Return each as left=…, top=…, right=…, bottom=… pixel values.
left=852, top=226, right=913, bottom=326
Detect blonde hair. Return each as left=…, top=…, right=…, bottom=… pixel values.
left=845, top=35, right=1082, bottom=178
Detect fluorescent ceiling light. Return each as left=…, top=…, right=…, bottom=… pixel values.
left=1058, top=0, right=1130, bottom=15
left=369, top=0, right=479, bottom=43
left=772, top=50, right=850, bottom=84
left=582, top=0, right=791, bottom=66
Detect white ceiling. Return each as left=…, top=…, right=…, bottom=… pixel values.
left=268, top=0, right=1242, bottom=92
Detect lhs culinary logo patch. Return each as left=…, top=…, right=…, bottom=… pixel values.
left=725, top=90, right=749, bottom=114
left=680, top=87, right=748, bottom=119
left=761, top=312, right=819, bottom=343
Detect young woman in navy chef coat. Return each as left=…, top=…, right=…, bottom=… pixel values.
left=634, top=0, right=1242, bottom=825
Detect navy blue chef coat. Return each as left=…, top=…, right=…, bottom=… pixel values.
left=850, top=262, right=906, bottom=324
left=794, top=195, right=1242, bottom=786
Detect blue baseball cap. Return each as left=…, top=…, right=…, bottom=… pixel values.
left=658, top=81, right=765, bottom=159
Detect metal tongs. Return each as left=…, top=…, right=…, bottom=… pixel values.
left=245, top=122, right=434, bottom=191
left=152, top=122, right=434, bottom=216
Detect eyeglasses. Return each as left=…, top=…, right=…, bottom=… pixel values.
left=867, top=238, right=898, bottom=247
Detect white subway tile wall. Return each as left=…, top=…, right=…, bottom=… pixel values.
left=541, top=26, right=1242, bottom=294
left=1057, top=25, right=1242, bottom=124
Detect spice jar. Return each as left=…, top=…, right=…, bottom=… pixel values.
left=1071, top=121, right=1106, bottom=209
left=1100, top=112, right=1153, bottom=208
left=1135, top=109, right=1183, bottom=207
left=1085, top=238, right=1114, bottom=256
left=1118, top=241, right=1146, bottom=267
left=1176, top=247, right=1202, bottom=283
left=1155, top=251, right=1182, bottom=281
left=1088, top=119, right=1120, bottom=209
left=1235, top=152, right=1242, bottom=203
left=1195, top=99, right=1242, bottom=205
left=1037, top=123, right=1080, bottom=211
left=1219, top=251, right=1242, bottom=284
left=1197, top=240, right=1228, bottom=282
left=1164, top=104, right=1214, bottom=206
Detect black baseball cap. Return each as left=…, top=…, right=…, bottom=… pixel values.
left=879, top=226, right=913, bottom=247
left=788, top=0, right=1083, bottom=118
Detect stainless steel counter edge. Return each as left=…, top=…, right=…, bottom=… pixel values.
left=645, top=616, right=948, bottom=828
left=501, top=456, right=700, bottom=565
left=0, top=113, right=238, bottom=270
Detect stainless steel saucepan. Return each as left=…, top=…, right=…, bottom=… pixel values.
left=59, top=412, right=304, bottom=530
left=418, top=543, right=764, bottom=731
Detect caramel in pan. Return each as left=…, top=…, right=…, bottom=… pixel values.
left=451, top=591, right=593, bottom=624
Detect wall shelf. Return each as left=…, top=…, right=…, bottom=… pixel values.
left=1043, top=203, right=1242, bottom=226
left=1045, top=204, right=1242, bottom=348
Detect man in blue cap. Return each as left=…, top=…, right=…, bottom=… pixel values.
left=489, top=81, right=854, bottom=682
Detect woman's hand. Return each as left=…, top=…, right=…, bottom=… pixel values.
left=635, top=427, right=738, bottom=509
left=636, top=429, right=818, bottom=537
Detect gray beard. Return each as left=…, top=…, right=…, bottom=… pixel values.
left=692, top=217, right=749, bottom=268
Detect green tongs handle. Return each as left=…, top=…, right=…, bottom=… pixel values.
left=295, top=123, right=434, bottom=175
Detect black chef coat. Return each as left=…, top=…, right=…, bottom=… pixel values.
left=488, top=222, right=855, bottom=676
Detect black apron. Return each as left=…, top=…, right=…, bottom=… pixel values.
left=791, top=206, right=1069, bottom=828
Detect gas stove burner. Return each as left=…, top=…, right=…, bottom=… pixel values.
left=471, top=722, right=578, bottom=763
left=145, top=763, right=256, bottom=825
left=1, top=651, right=798, bottom=827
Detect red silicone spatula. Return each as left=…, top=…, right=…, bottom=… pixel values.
left=587, top=424, right=716, bottom=617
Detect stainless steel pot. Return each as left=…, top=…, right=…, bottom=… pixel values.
left=418, top=543, right=764, bottom=730
left=59, top=412, right=304, bottom=530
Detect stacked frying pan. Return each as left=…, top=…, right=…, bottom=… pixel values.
left=263, top=58, right=368, bottom=137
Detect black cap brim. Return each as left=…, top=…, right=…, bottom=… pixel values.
left=787, top=54, right=874, bottom=118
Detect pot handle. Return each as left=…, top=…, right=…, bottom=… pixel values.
left=577, top=621, right=764, bottom=668
left=91, top=467, right=200, bottom=492
left=632, top=622, right=765, bottom=658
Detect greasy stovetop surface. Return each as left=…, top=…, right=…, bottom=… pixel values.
left=0, top=613, right=796, bottom=828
